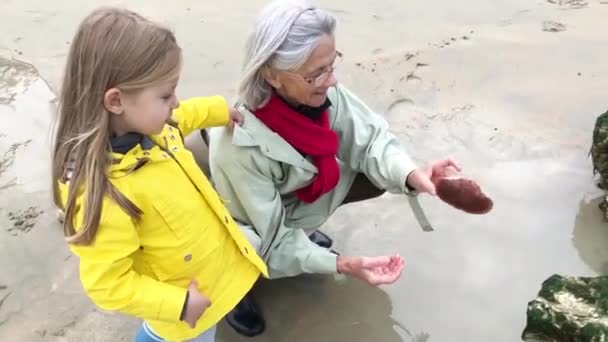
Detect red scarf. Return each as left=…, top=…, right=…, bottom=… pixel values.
left=254, top=95, right=340, bottom=203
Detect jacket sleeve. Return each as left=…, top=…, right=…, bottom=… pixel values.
left=212, top=156, right=337, bottom=279
left=172, top=96, right=231, bottom=136
left=329, top=85, right=418, bottom=194
left=69, top=198, right=187, bottom=323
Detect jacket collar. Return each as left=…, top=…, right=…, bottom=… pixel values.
left=109, top=133, right=155, bottom=154
left=107, top=125, right=177, bottom=175
left=232, top=107, right=318, bottom=173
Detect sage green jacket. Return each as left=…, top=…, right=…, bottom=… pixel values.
left=208, top=84, right=416, bottom=278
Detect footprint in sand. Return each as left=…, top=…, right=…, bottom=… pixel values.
left=387, top=97, right=415, bottom=113
left=0, top=288, right=10, bottom=315
left=0, top=139, right=31, bottom=191
left=542, top=20, right=567, bottom=32
left=0, top=57, right=40, bottom=106
left=354, top=48, right=428, bottom=84
left=429, top=31, right=475, bottom=49
left=6, top=206, right=44, bottom=236
left=547, top=0, right=588, bottom=9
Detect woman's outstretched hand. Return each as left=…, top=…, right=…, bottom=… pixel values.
left=337, top=255, right=405, bottom=286
left=406, top=157, right=462, bottom=195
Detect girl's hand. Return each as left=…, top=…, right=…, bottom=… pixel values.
left=228, top=107, right=244, bottom=132
left=182, top=280, right=211, bottom=328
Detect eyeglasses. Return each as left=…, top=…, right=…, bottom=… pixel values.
left=287, top=51, right=343, bottom=87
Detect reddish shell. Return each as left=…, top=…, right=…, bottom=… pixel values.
left=433, top=176, right=493, bottom=214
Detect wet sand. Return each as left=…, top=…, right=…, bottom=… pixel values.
left=2, top=0, right=608, bottom=341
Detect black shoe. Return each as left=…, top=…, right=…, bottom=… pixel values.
left=226, top=293, right=265, bottom=337
left=309, top=230, right=333, bottom=249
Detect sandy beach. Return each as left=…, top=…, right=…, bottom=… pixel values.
left=2, top=0, right=608, bottom=341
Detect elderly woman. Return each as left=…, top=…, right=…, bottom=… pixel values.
left=208, top=0, right=460, bottom=337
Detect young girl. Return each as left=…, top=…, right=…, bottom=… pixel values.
left=51, top=7, right=267, bottom=342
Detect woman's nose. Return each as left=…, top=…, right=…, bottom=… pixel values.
left=325, top=71, right=337, bottom=87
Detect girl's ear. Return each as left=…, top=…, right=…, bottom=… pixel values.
left=103, top=88, right=124, bottom=115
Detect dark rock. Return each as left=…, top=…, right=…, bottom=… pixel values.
left=522, top=274, right=608, bottom=341
left=591, top=109, right=608, bottom=220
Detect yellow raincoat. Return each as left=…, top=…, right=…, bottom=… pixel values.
left=59, top=96, right=267, bottom=341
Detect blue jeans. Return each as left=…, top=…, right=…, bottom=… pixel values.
left=134, top=322, right=216, bottom=342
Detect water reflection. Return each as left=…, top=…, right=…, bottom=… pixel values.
left=217, top=275, right=422, bottom=342
left=572, top=195, right=608, bottom=275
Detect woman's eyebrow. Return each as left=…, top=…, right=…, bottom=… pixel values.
left=307, top=53, right=338, bottom=75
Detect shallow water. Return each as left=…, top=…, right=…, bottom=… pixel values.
left=1, top=0, right=608, bottom=341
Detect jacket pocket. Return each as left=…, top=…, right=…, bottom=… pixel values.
left=148, top=197, right=219, bottom=281
left=146, top=240, right=219, bottom=282
left=152, top=195, right=206, bottom=239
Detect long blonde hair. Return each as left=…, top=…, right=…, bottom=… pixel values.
left=51, top=7, right=181, bottom=245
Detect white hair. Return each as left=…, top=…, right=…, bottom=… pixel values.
left=237, top=0, right=336, bottom=109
